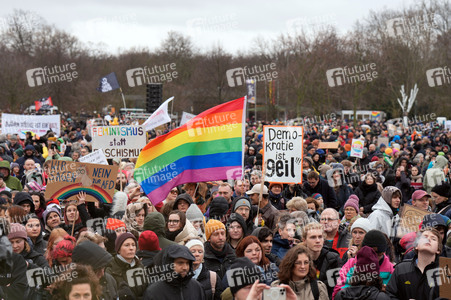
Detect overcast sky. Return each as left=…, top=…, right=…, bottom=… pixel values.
left=2, top=0, right=410, bottom=54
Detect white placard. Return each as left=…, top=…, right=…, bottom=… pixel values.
left=180, top=112, right=196, bottom=126
left=142, top=97, right=174, bottom=131
left=79, top=149, right=108, bottom=165
left=1, top=113, right=61, bottom=138
left=350, top=138, right=364, bottom=158
left=263, top=126, right=303, bottom=183
left=91, top=125, right=146, bottom=158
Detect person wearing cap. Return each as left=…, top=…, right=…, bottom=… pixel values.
left=16, top=144, right=41, bottom=177
left=43, top=206, right=63, bottom=240
left=186, top=203, right=206, bottom=239
left=431, top=182, right=451, bottom=217
left=368, top=186, right=402, bottom=239
left=207, top=196, right=229, bottom=222
left=247, top=183, right=279, bottom=230
left=203, top=219, right=236, bottom=280
left=0, top=173, right=11, bottom=193
left=0, top=160, right=22, bottom=191
left=230, top=196, right=255, bottom=235
left=8, top=222, right=48, bottom=269
left=335, top=246, right=390, bottom=300
left=268, top=182, right=287, bottom=210
left=386, top=228, right=442, bottom=300
left=137, top=230, right=161, bottom=267
left=173, top=193, right=194, bottom=213
left=341, top=218, right=373, bottom=264
left=106, top=232, right=146, bottom=299
left=186, top=239, right=222, bottom=300
left=410, top=189, right=432, bottom=211
left=13, top=191, right=35, bottom=214
left=106, top=218, right=127, bottom=237
left=340, top=195, right=360, bottom=229
left=72, top=240, right=119, bottom=300
left=143, top=244, right=206, bottom=300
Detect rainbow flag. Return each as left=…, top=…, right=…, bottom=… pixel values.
left=135, top=97, right=246, bottom=205
left=372, top=111, right=381, bottom=118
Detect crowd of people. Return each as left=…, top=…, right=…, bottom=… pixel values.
left=0, top=116, right=450, bottom=300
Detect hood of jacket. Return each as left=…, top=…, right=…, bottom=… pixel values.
left=0, top=161, right=10, bottom=177
left=72, top=241, right=113, bottom=270
left=372, top=196, right=393, bottom=217
left=160, top=244, right=196, bottom=285
left=433, top=155, right=448, bottom=169
left=173, top=193, right=194, bottom=209
left=174, top=219, right=199, bottom=244
left=144, top=212, right=166, bottom=236
left=13, top=192, right=35, bottom=213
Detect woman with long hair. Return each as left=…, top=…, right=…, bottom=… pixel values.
left=45, top=228, right=68, bottom=267
left=271, top=245, right=328, bottom=300
left=122, top=202, right=147, bottom=239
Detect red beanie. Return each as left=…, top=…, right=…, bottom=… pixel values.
left=106, top=218, right=126, bottom=231
left=53, top=235, right=76, bottom=259
left=138, top=230, right=161, bottom=251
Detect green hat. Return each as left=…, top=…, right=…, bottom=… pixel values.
left=14, top=148, right=24, bottom=157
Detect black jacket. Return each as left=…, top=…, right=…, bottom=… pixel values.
left=203, top=242, right=236, bottom=280
left=196, top=264, right=222, bottom=300
left=22, top=248, right=49, bottom=269
left=386, top=256, right=439, bottom=300
left=354, top=181, right=381, bottom=214
left=303, top=178, right=338, bottom=210
left=0, top=251, right=28, bottom=300
left=313, top=247, right=342, bottom=298
left=335, top=285, right=390, bottom=300
left=32, top=233, right=48, bottom=255
left=106, top=256, right=146, bottom=300
left=137, top=250, right=159, bottom=268
left=144, top=244, right=206, bottom=300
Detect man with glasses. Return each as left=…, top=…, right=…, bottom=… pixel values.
left=320, top=208, right=350, bottom=259
left=303, top=171, right=338, bottom=210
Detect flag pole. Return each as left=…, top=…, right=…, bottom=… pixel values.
left=119, top=88, right=127, bottom=109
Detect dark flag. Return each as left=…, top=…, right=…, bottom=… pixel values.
left=97, top=72, right=120, bottom=92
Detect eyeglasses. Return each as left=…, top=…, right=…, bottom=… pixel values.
left=170, top=190, right=178, bottom=194
left=168, top=219, right=180, bottom=224
left=320, top=218, right=338, bottom=222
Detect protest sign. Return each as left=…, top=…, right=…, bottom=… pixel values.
left=263, top=126, right=303, bottom=183
left=399, top=204, right=431, bottom=233
left=180, top=112, right=196, bottom=126
left=445, top=120, right=451, bottom=131
left=1, top=113, right=60, bottom=138
left=44, top=160, right=118, bottom=203
left=350, top=139, right=364, bottom=158
left=142, top=97, right=174, bottom=131
left=91, top=125, right=146, bottom=159
left=79, top=149, right=108, bottom=165
left=318, top=142, right=339, bottom=149
left=377, top=137, right=389, bottom=147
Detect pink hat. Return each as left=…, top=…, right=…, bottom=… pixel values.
left=7, top=223, right=27, bottom=240
left=412, top=190, right=431, bottom=201
left=344, top=195, right=360, bottom=213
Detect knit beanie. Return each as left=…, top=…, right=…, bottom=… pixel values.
left=351, top=218, right=373, bottom=233
left=138, top=230, right=161, bottom=251
left=381, top=186, right=401, bottom=205
left=362, top=230, right=387, bottom=253
left=354, top=246, right=380, bottom=275
left=233, top=197, right=251, bottom=212
left=205, top=219, right=226, bottom=241
left=106, top=218, right=126, bottom=231
left=43, top=206, right=62, bottom=223
left=53, top=235, right=76, bottom=259
left=185, top=239, right=204, bottom=251
left=14, top=149, right=23, bottom=157
left=431, top=182, right=451, bottom=198
left=227, top=213, right=246, bottom=233
left=312, top=193, right=322, bottom=200
left=344, top=195, right=360, bottom=213
left=209, top=197, right=229, bottom=219
left=115, top=232, right=137, bottom=253
left=227, top=257, right=261, bottom=295
left=7, top=223, right=27, bottom=240
left=185, top=204, right=204, bottom=223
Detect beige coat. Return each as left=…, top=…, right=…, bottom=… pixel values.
left=272, top=278, right=328, bottom=300
left=175, top=219, right=205, bottom=245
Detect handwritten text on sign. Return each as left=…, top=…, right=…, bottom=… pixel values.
left=263, top=126, right=303, bottom=183
left=91, top=125, right=146, bottom=158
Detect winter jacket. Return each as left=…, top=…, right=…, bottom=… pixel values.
left=196, top=263, right=222, bottom=300
left=354, top=181, right=381, bottom=214
left=326, top=169, right=354, bottom=211
left=332, top=254, right=394, bottom=299
left=313, top=247, right=342, bottom=298
left=203, top=242, right=236, bottom=280
left=143, top=212, right=176, bottom=249
left=21, top=247, right=49, bottom=269
left=174, top=219, right=199, bottom=245
left=268, top=191, right=286, bottom=210
left=260, top=201, right=280, bottom=231
left=105, top=255, right=146, bottom=300
left=137, top=250, right=159, bottom=268
left=335, top=286, right=390, bottom=300
left=394, top=171, right=412, bottom=203
left=303, top=178, right=338, bottom=210
left=386, top=255, right=440, bottom=300
left=271, top=233, right=292, bottom=259
left=230, top=197, right=256, bottom=235
left=367, top=197, right=400, bottom=239
left=31, top=233, right=47, bottom=255
left=143, top=244, right=206, bottom=300
left=325, top=228, right=351, bottom=259
left=423, top=155, right=448, bottom=193
left=0, top=161, right=23, bottom=191
left=0, top=251, right=28, bottom=300
left=271, top=278, right=329, bottom=300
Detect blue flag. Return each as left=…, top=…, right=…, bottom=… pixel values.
left=97, top=72, right=120, bottom=92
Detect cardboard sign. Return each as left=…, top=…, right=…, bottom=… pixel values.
left=79, top=149, right=108, bottom=165
left=318, top=142, right=339, bottom=149
left=1, top=113, right=61, bottom=138
left=439, top=257, right=451, bottom=298
left=263, top=126, right=303, bottom=184
left=350, top=139, right=364, bottom=158
left=91, top=125, right=146, bottom=158
left=377, top=137, right=389, bottom=147
left=399, top=204, right=431, bottom=233
left=44, top=160, right=118, bottom=203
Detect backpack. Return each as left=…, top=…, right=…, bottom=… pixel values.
left=209, top=271, right=217, bottom=296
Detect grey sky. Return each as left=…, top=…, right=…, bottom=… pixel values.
left=2, top=0, right=410, bottom=54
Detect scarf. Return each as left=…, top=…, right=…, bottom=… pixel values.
left=165, top=228, right=183, bottom=241
left=269, top=191, right=282, bottom=202
left=192, top=263, right=202, bottom=279
left=206, top=241, right=228, bottom=259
